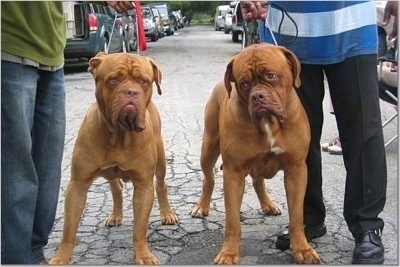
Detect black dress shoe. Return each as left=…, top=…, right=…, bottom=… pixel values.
left=275, top=223, right=327, bottom=250
left=352, top=229, right=384, bottom=264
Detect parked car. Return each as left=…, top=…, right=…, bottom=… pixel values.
left=142, top=4, right=159, bottom=42
left=63, top=1, right=125, bottom=61
left=150, top=3, right=175, bottom=36
left=214, top=5, right=231, bottom=31
left=230, top=1, right=243, bottom=42
left=113, top=8, right=138, bottom=52
left=223, top=10, right=233, bottom=34
left=151, top=6, right=165, bottom=39
left=172, top=10, right=185, bottom=29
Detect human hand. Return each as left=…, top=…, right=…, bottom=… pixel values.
left=382, top=1, right=398, bottom=39
left=241, top=1, right=269, bottom=21
left=106, top=1, right=135, bottom=13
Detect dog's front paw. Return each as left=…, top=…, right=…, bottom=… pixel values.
left=135, top=252, right=160, bottom=265
left=190, top=204, right=209, bottom=218
left=292, top=247, right=320, bottom=264
left=214, top=250, right=239, bottom=265
left=104, top=213, right=123, bottom=227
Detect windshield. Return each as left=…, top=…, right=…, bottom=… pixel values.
left=153, top=6, right=168, bottom=17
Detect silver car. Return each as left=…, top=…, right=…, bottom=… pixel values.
left=223, top=11, right=232, bottom=34
left=152, top=6, right=164, bottom=38
left=142, top=5, right=159, bottom=42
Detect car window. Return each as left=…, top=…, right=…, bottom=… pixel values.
left=143, top=8, right=152, bottom=18
left=92, top=5, right=101, bottom=14
left=152, top=8, right=159, bottom=17
left=154, top=6, right=167, bottom=17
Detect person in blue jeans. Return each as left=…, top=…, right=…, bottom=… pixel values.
left=1, top=1, right=134, bottom=264
left=241, top=1, right=397, bottom=264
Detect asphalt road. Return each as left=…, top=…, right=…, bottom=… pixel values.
left=44, top=24, right=398, bottom=265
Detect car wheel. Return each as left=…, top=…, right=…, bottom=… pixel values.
left=130, top=40, right=137, bottom=51
left=151, top=33, right=157, bottom=42
left=232, top=30, right=240, bottom=42
left=121, top=39, right=127, bottom=52
left=101, top=37, right=109, bottom=52
left=124, top=34, right=131, bottom=53
left=130, top=32, right=138, bottom=51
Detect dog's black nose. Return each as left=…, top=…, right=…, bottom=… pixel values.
left=125, top=88, right=139, bottom=97
left=251, top=91, right=266, bottom=103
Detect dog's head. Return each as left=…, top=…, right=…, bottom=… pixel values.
left=224, top=43, right=301, bottom=126
left=88, top=52, right=162, bottom=132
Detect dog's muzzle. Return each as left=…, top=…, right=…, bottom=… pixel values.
left=117, top=104, right=143, bottom=131
left=249, top=90, right=285, bottom=125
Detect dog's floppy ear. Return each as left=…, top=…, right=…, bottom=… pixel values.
left=224, top=57, right=236, bottom=97
left=279, top=46, right=301, bottom=88
left=148, top=58, right=162, bottom=95
left=88, top=52, right=108, bottom=76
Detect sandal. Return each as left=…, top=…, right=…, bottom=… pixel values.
left=321, top=137, right=340, bottom=151
left=328, top=141, right=342, bottom=155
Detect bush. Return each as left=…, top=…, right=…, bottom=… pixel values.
left=191, top=12, right=213, bottom=24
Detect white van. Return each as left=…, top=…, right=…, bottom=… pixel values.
left=214, top=5, right=231, bottom=31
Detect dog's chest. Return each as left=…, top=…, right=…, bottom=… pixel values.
left=99, top=164, right=131, bottom=181
left=262, top=122, right=285, bottom=155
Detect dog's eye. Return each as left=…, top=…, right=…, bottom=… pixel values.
left=240, top=81, right=251, bottom=91
left=108, top=77, right=120, bottom=86
left=265, top=72, right=278, bottom=81
left=138, top=78, right=149, bottom=86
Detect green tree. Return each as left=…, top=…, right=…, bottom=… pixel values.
left=145, top=1, right=232, bottom=23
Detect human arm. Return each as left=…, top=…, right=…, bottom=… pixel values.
left=382, top=1, right=398, bottom=39
left=105, top=1, right=135, bottom=13
left=240, top=1, right=269, bottom=20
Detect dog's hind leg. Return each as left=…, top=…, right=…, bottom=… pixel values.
left=191, top=90, right=223, bottom=218
left=105, top=178, right=124, bottom=227
left=155, top=139, right=179, bottom=225
left=252, top=177, right=281, bottom=215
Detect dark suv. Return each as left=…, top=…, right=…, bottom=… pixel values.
left=150, top=2, right=175, bottom=36
left=63, top=1, right=125, bottom=61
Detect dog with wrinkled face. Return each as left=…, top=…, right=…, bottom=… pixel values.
left=190, top=43, right=320, bottom=264
left=49, top=52, right=178, bottom=265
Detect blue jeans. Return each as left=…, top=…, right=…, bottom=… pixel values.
left=1, top=61, right=66, bottom=264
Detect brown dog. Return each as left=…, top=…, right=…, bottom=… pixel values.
left=190, top=43, right=320, bottom=264
left=49, top=52, right=178, bottom=265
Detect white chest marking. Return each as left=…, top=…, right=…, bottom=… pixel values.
left=263, top=122, right=285, bottom=155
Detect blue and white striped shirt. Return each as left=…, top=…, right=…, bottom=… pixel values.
left=260, top=1, right=378, bottom=64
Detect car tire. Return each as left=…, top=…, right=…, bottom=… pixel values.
left=101, top=37, right=109, bottom=52
left=232, top=30, right=240, bottom=42
left=151, top=33, right=157, bottom=42
left=121, top=39, right=127, bottom=52
left=130, top=39, right=137, bottom=51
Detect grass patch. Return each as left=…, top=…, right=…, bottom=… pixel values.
left=191, top=12, right=213, bottom=24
